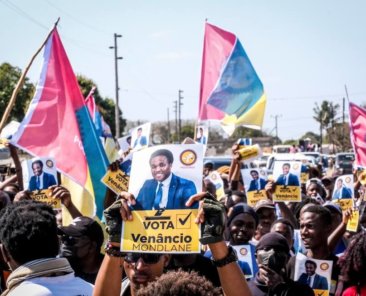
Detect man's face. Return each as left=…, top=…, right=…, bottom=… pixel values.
left=251, top=171, right=259, bottom=180
left=300, top=212, right=329, bottom=250
left=230, top=213, right=256, bottom=245
left=282, top=165, right=290, bottom=175
left=337, top=179, right=342, bottom=189
left=150, top=155, right=172, bottom=182
left=32, top=163, right=43, bottom=176
left=271, top=223, right=293, bottom=249
left=257, top=208, right=276, bottom=235
left=305, top=263, right=316, bottom=276
left=124, top=254, right=170, bottom=288
left=137, top=129, right=142, bottom=137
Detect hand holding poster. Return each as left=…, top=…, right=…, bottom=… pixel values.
left=121, top=144, right=203, bottom=254
left=273, top=161, right=301, bottom=202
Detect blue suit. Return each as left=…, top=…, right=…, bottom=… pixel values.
left=276, top=173, right=299, bottom=186
left=133, top=135, right=147, bottom=148
left=196, top=136, right=206, bottom=145
left=332, top=186, right=352, bottom=199
left=133, top=173, right=198, bottom=210
left=248, top=178, right=266, bottom=192
left=297, top=273, right=328, bottom=290
left=29, top=172, right=57, bottom=191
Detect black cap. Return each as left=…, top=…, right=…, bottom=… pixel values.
left=227, top=204, right=258, bottom=227
left=256, top=232, right=290, bottom=253
left=59, top=216, right=104, bottom=247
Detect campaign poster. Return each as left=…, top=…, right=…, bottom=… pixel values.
left=205, top=171, right=225, bottom=199
left=232, top=245, right=254, bottom=279
left=273, top=161, right=301, bottom=202
left=22, top=157, right=60, bottom=209
left=346, top=209, right=359, bottom=232
left=294, top=253, right=333, bottom=296
left=195, top=125, right=208, bottom=145
left=241, top=168, right=267, bottom=207
left=118, top=135, right=132, bottom=153
left=121, top=209, right=200, bottom=253
left=300, top=160, right=309, bottom=184
left=332, top=175, right=354, bottom=211
left=130, top=122, right=151, bottom=151
left=23, top=157, right=58, bottom=192
left=128, top=144, right=203, bottom=211
left=101, top=168, right=129, bottom=196
left=236, top=144, right=262, bottom=164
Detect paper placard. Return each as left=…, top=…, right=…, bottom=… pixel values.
left=121, top=209, right=200, bottom=253
left=101, top=169, right=129, bottom=195
left=346, top=210, right=359, bottom=232
left=30, top=189, right=61, bottom=209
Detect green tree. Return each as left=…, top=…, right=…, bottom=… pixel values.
left=77, top=75, right=126, bottom=137
left=0, top=62, right=35, bottom=123
left=313, top=100, right=340, bottom=151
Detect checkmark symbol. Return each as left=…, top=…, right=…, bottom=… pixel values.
left=179, top=212, right=192, bottom=225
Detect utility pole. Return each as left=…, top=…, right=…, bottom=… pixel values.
left=173, top=100, right=178, bottom=142
left=271, top=114, right=282, bottom=144
left=167, top=107, right=170, bottom=143
left=178, top=90, right=183, bottom=142
left=109, top=33, right=123, bottom=138
left=342, top=97, right=345, bottom=151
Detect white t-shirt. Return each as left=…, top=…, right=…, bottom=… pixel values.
left=8, top=273, right=93, bottom=296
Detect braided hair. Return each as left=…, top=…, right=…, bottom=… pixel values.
left=339, top=231, right=366, bottom=287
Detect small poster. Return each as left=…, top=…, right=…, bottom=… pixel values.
left=346, top=209, right=359, bottom=232
left=31, top=189, right=61, bottom=210
left=294, top=253, right=333, bottom=296
left=130, top=122, right=151, bottom=151
left=101, top=169, right=129, bottom=196
left=118, top=135, right=132, bottom=153
left=273, top=161, right=301, bottom=202
left=23, top=157, right=58, bottom=192
left=205, top=171, right=225, bottom=199
left=121, top=209, right=200, bottom=254
left=128, top=144, right=203, bottom=211
left=232, top=245, right=254, bottom=279
left=236, top=144, right=262, bottom=163
left=195, top=125, right=208, bottom=145
left=332, top=175, right=354, bottom=211
left=241, top=168, right=267, bottom=207
left=300, top=161, right=309, bottom=184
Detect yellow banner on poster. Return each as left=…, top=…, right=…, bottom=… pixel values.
left=334, top=199, right=353, bottom=211
left=101, top=169, right=129, bottom=195
left=247, top=190, right=267, bottom=207
left=31, top=189, right=61, bottom=209
left=121, top=209, right=200, bottom=253
left=300, top=172, right=309, bottom=184
left=237, top=144, right=261, bottom=162
left=313, top=289, right=329, bottom=296
left=346, top=210, right=359, bottom=232
left=273, top=186, right=301, bottom=202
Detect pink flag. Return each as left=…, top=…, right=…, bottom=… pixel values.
left=349, top=102, right=366, bottom=167
left=11, top=28, right=108, bottom=218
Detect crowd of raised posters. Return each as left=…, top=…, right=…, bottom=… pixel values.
left=3, top=118, right=366, bottom=296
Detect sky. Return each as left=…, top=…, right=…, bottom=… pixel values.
left=1, top=0, right=366, bottom=141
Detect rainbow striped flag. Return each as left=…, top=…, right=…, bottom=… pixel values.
left=198, top=23, right=266, bottom=134
left=11, top=28, right=108, bottom=219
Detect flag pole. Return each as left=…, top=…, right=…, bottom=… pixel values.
left=0, top=18, right=60, bottom=132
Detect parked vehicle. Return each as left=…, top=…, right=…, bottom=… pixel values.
left=335, top=152, right=355, bottom=175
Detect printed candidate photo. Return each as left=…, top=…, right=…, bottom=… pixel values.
left=242, top=168, right=267, bottom=193
left=130, top=122, right=151, bottom=151
left=23, top=157, right=58, bottom=191
left=128, top=144, right=203, bottom=211
left=273, top=161, right=301, bottom=202
left=294, top=253, right=332, bottom=293
left=232, top=245, right=254, bottom=279
left=332, top=174, right=354, bottom=200
left=195, top=125, right=208, bottom=145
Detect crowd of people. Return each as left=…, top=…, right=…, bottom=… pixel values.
left=0, top=142, right=364, bottom=296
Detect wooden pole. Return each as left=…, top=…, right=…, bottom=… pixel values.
left=0, top=18, right=60, bottom=132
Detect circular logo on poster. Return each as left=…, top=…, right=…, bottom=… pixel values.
left=210, top=173, right=217, bottom=180
left=320, top=262, right=329, bottom=271
left=345, top=176, right=351, bottom=184
left=292, top=163, right=299, bottom=170
left=180, top=150, right=197, bottom=166
left=46, top=159, right=54, bottom=168
left=239, top=247, right=248, bottom=256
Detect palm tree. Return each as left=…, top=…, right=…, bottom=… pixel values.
left=313, top=100, right=340, bottom=152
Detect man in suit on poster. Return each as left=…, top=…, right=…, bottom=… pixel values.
left=276, top=163, right=300, bottom=187
left=133, top=149, right=197, bottom=210
left=28, top=160, right=57, bottom=191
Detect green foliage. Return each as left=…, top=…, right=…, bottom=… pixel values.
left=0, top=63, right=35, bottom=123
left=77, top=75, right=126, bottom=137
left=300, top=131, right=320, bottom=143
